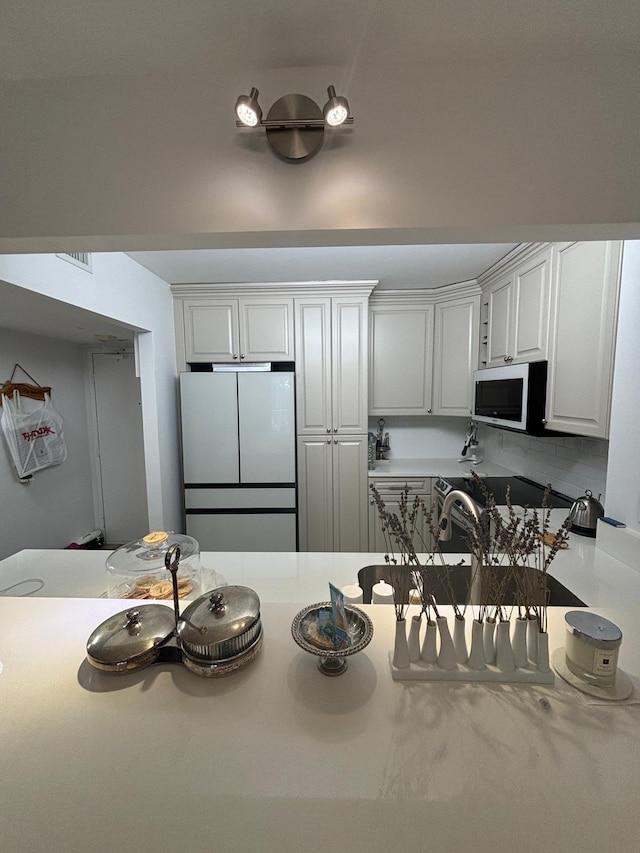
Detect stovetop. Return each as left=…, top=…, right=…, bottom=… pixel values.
left=434, top=475, right=573, bottom=510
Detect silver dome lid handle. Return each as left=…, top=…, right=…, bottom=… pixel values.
left=208, top=591, right=226, bottom=615
left=164, top=543, right=182, bottom=630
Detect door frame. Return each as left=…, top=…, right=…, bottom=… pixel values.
left=84, top=342, right=145, bottom=539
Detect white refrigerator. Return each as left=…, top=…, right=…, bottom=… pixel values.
left=180, top=365, right=297, bottom=551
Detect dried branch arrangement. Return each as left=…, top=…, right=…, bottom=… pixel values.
left=370, top=474, right=570, bottom=634
left=372, top=475, right=570, bottom=682
left=469, top=481, right=571, bottom=633
left=369, top=485, right=465, bottom=624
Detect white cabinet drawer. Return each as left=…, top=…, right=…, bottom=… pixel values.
left=368, top=477, right=434, bottom=552
left=369, top=477, right=431, bottom=494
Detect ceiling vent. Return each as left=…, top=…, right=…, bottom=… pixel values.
left=56, top=252, right=93, bottom=272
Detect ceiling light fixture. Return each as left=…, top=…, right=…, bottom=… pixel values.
left=234, top=85, right=354, bottom=162
left=234, top=87, right=262, bottom=127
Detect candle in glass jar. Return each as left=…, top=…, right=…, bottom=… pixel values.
left=564, top=610, right=622, bottom=688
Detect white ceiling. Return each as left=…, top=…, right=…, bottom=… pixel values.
left=2, top=1, right=635, bottom=341
left=0, top=243, right=517, bottom=345
left=128, top=244, right=518, bottom=289
left=1, top=1, right=638, bottom=81
left=0, top=279, right=137, bottom=345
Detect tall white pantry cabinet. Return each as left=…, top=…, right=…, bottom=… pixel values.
left=295, top=285, right=375, bottom=552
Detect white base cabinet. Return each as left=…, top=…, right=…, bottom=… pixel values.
left=298, top=435, right=369, bottom=552
left=545, top=241, right=622, bottom=438
left=368, top=477, right=433, bottom=553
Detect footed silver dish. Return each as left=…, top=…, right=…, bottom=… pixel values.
left=291, top=601, right=373, bottom=676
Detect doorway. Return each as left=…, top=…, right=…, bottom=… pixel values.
left=88, top=349, right=149, bottom=544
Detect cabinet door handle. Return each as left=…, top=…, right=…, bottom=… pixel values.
left=427, top=408, right=432, bottom=414
left=334, top=439, right=338, bottom=444
left=241, top=353, right=245, bottom=359
left=326, top=428, right=331, bottom=434
left=503, top=355, right=509, bottom=362
left=327, top=438, right=331, bottom=443
left=233, top=354, right=238, bottom=359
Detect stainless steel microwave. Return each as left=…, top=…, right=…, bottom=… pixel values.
left=472, top=361, right=550, bottom=435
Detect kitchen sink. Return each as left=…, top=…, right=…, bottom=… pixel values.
left=357, top=564, right=586, bottom=607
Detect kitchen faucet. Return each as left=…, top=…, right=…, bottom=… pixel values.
left=438, top=489, right=483, bottom=604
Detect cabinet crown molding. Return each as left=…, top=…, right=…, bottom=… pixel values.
left=370, top=280, right=480, bottom=305
left=477, top=243, right=552, bottom=287
left=171, top=280, right=378, bottom=298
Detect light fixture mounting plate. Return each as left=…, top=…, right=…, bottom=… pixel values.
left=265, top=94, right=324, bottom=161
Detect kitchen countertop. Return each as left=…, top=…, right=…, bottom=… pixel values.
left=2, top=525, right=640, bottom=617
left=368, top=456, right=515, bottom=478
left=0, top=549, right=396, bottom=603
left=1, top=594, right=639, bottom=853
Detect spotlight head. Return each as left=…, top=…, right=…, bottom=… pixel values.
left=323, top=85, right=349, bottom=127
left=235, top=87, right=262, bottom=127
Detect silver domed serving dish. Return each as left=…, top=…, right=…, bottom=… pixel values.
left=86, top=545, right=263, bottom=678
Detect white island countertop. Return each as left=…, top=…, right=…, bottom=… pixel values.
left=1, top=593, right=639, bottom=853
left=3, top=514, right=640, bottom=617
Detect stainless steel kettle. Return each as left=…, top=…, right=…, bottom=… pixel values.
left=568, top=489, right=604, bottom=537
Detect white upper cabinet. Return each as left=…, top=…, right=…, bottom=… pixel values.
left=239, top=298, right=294, bottom=361
left=369, top=285, right=479, bottom=418
left=432, top=293, right=480, bottom=416
left=545, top=241, right=622, bottom=438
left=295, top=295, right=369, bottom=435
left=183, top=299, right=239, bottom=362
left=483, top=274, right=512, bottom=366
left=174, top=292, right=294, bottom=367
left=480, top=245, right=551, bottom=368
left=478, top=241, right=623, bottom=438
left=369, top=304, right=434, bottom=415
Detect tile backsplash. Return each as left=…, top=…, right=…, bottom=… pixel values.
left=482, top=427, right=608, bottom=502
left=367, top=416, right=609, bottom=503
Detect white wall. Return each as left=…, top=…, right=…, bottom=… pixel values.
left=0, top=56, right=639, bottom=250
left=482, top=428, right=608, bottom=502
left=604, top=241, right=640, bottom=532
left=0, top=254, right=181, bottom=536
left=369, top=416, right=470, bottom=459
left=371, top=414, right=609, bottom=503
left=0, top=329, right=96, bottom=559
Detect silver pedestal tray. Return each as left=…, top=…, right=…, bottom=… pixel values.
left=291, top=602, right=374, bottom=676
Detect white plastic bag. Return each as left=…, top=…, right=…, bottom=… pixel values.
left=0, top=391, right=67, bottom=478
